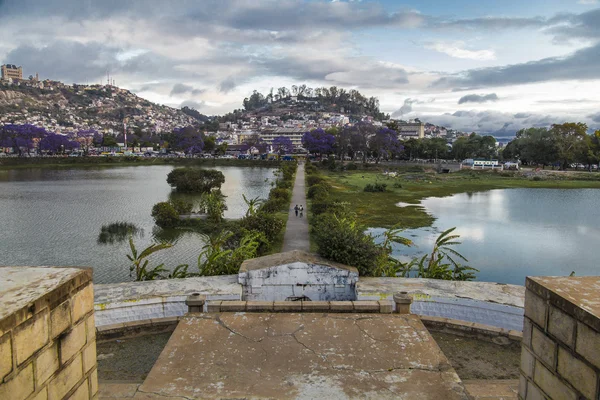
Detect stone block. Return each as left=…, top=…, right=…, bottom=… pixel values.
left=524, top=290, right=546, bottom=329
left=36, top=342, right=59, bottom=386
left=525, top=382, right=545, bottom=400
left=378, top=301, right=393, bottom=314
left=48, top=355, right=83, bottom=400
left=533, top=360, right=576, bottom=400
left=14, top=311, right=49, bottom=365
left=522, top=318, right=533, bottom=349
left=0, top=362, right=34, bottom=400
left=557, top=347, right=597, bottom=399
left=82, top=341, right=97, bottom=373
left=71, top=284, right=94, bottom=324
left=207, top=301, right=222, bottom=313
left=329, top=301, right=354, bottom=312
left=89, top=368, right=98, bottom=396
left=520, top=347, right=535, bottom=379
left=508, top=330, right=523, bottom=341
left=85, top=313, right=96, bottom=343
left=352, top=301, right=380, bottom=313
left=30, top=388, right=48, bottom=400
left=301, top=301, right=329, bottom=312
left=518, top=374, right=527, bottom=399
left=0, top=332, right=12, bottom=381
left=273, top=301, right=302, bottom=312
left=576, top=322, right=600, bottom=370
left=50, top=299, right=71, bottom=339
left=246, top=301, right=274, bottom=312
left=60, top=321, right=87, bottom=364
left=548, top=306, right=575, bottom=349
left=219, top=301, right=247, bottom=312
left=69, top=380, right=89, bottom=400
left=531, top=326, right=556, bottom=369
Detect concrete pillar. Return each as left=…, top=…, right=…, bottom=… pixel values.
left=185, top=293, right=206, bottom=313
left=393, top=292, right=412, bottom=314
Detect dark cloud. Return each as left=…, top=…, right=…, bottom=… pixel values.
left=170, top=83, right=204, bottom=96
left=433, top=42, right=600, bottom=89
left=589, top=112, right=600, bottom=123
left=514, top=113, right=531, bottom=119
left=391, top=99, right=418, bottom=118
left=218, top=77, right=237, bottom=93
left=458, top=93, right=499, bottom=104
left=180, top=100, right=205, bottom=110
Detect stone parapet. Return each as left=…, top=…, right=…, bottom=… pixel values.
left=0, top=266, right=97, bottom=400
left=519, top=276, right=600, bottom=400
left=357, top=277, right=525, bottom=331
left=198, top=300, right=394, bottom=313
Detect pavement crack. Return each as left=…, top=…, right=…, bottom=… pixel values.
left=354, top=319, right=386, bottom=342
left=215, top=315, right=264, bottom=343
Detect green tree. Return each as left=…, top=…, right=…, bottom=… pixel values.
left=151, top=202, right=180, bottom=228
left=167, top=168, right=226, bottom=193
left=550, top=122, right=588, bottom=170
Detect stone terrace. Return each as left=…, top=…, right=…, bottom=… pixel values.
left=132, top=312, right=470, bottom=399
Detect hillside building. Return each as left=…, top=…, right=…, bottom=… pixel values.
left=397, top=121, right=425, bottom=139
left=260, top=127, right=305, bottom=148
left=1, top=64, right=23, bottom=81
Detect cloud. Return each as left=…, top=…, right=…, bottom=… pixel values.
left=180, top=100, right=205, bottom=110
left=391, top=99, right=418, bottom=118
left=219, top=77, right=237, bottom=93
left=458, top=93, right=499, bottom=104
left=433, top=42, right=600, bottom=89
left=589, top=112, right=600, bottom=123
left=577, top=0, right=598, bottom=3
left=424, top=41, right=495, bottom=61
left=170, top=83, right=204, bottom=96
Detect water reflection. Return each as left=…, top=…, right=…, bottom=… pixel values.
left=375, top=188, right=600, bottom=285
left=0, top=165, right=276, bottom=283
left=97, top=222, right=143, bottom=245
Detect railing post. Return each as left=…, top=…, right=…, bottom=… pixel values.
left=393, top=292, right=412, bottom=314
left=185, top=293, right=206, bottom=313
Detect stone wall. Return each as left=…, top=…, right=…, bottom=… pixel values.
left=0, top=267, right=98, bottom=400
left=519, top=276, right=600, bottom=400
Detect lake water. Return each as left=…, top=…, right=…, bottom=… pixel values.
left=0, top=166, right=277, bottom=283
left=369, top=188, right=600, bottom=285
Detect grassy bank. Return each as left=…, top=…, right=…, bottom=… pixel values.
left=323, top=166, right=600, bottom=229
left=0, top=156, right=283, bottom=170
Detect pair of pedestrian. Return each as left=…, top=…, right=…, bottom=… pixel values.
left=294, top=204, right=304, bottom=217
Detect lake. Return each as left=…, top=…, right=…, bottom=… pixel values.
left=369, top=188, right=600, bottom=285
left=0, top=166, right=277, bottom=283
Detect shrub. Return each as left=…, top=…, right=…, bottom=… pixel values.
left=170, top=198, right=193, bottom=214
left=240, top=212, right=284, bottom=244
left=305, top=163, right=318, bottom=175
left=151, top=202, right=180, bottom=228
left=364, top=183, right=387, bottom=192
left=392, top=182, right=402, bottom=189
left=269, top=187, right=291, bottom=202
left=166, top=168, right=225, bottom=193
left=307, top=183, right=330, bottom=200
left=260, top=198, right=288, bottom=213
left=346, top=163, right=358, bottom=170
left=532, top=176, right=543, bottom=181
left=276, top=179, right=292, bottom=189
left=312, top=213, right=381, bottom=276
left=306, top=175, right=325, bottom=187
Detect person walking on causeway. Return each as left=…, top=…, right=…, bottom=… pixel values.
left=299, top=205, right=304, bottom=218
left=294, top=204, right=299, bottom=217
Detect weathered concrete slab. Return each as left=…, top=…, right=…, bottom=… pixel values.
left=136, top=313, right=469, bottom=399
left=239, top=250, right=359, bottom=302
left=358, top=277, right=525, bottom=331
left=94, top=275, right=240, bottom=326
left=463, top=379, right=518, bottom=400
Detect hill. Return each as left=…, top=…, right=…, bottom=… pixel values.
left=0, top=81, right=197, bottom=134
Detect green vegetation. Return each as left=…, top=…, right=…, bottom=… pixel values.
left=97, top=222, right=142, bottom=245
left=166, top=168, right=225, bottom=193
left=321, top=166, right=600, bottom=229
left=126, top=238, right=190, bottom=281
left=151, top=202, right=181, bottom=228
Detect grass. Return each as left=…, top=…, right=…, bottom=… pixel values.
left=322, top=167, right=600, bottom=229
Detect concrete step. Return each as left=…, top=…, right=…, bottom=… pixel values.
left=463, top=379, right=519, bottom=400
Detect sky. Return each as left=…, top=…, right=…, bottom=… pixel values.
left=0, top=0, right=599, bottom=136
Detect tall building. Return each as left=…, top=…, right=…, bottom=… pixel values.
left=1, top=64, right=23, bottom=81
left=397, top=121, right=425, bottom=139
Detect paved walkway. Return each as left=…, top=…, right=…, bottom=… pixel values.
left=282, top=163, right=310, bottom=252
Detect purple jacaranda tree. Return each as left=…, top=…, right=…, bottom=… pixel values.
left=93, top=132, right=104, bottom=147
left=302, top=128, right=336, bottom=155
left=241, top=133, right=268, bottom=154
left=271, top=136, right=294, bottom=155
left=39, top=133, right=80, bottom=154
left=368, top=127, right=403, bottom=163
left=0, top=124, right=48, bottom=156
left=343, top=122, right=377, bottom=162
left=173, top=126, right=204, bottom=154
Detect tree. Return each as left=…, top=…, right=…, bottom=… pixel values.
left=70, top=129, right=97, bottom=155
left=272, top=136, right=294, bottom=155
left=302, top=128, right=336, bottom=155
left=151, top=202, right=180, bottom=228
left=368, top=128, right=403, bottom=162
left=0, top=124, right=47, bottom=156
left=550, top=122, right=588, bottom=170
left=203, top=135, right=216, bottom=154
left=172, top=126, right=204, bottom=154
left=39, top=133, right=79, bottom=154
left=241, top=133, right=268, bottom=153
left=166, top=168, right=226, bottom=193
